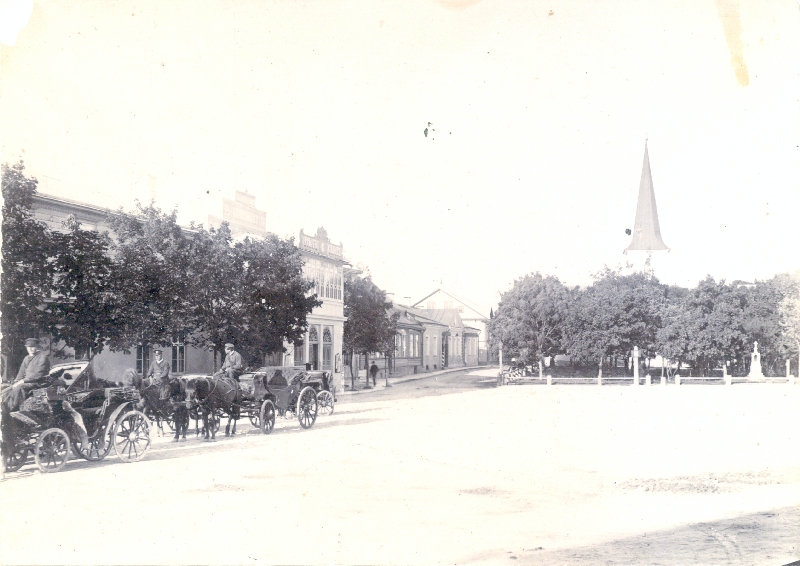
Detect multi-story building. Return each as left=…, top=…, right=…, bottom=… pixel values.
left=29, top=191, right=346, bottom=391
left=210, top=193, right=347, bottom=392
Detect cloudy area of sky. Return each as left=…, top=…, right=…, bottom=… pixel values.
left=2, top=0, right=798, bottom=314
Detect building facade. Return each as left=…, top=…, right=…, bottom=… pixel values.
left=30, top=192, right=346, bottom=391
left=282, top=228, right=347, bottom=392
left=412, top=289, right=489, bottom=363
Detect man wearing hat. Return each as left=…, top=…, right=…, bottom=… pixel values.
left=146, top=348, right=170, bottom=392
left=220, top=343, right=243, bottom=381
left=2, top=338, right=51, bottom=412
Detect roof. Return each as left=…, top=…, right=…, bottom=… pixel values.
left=625, top=142, right=670, bottom=253
left=411, top=289, right=488, bottom=319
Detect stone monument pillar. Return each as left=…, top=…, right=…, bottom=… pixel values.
left=747, top=342, right=764, bottom=379
left=632, top=346, right=640, bottom=386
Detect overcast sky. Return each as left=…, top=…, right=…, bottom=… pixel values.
left=2, top=0, right=798, bottom=314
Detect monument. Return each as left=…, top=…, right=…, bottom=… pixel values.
left=747, top=342, right=764, bottom=379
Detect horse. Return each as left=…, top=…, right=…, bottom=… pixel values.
left=137, top=377, right=190, bottom=442
left=184, top=375, right=241, bottom=441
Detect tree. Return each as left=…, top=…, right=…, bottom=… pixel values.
left=233, top=234, right=320, bottom=367
left=105, top=202, right=192, bottom=353
left=777, top=271, right=800, bottom=376
left=46, top=216, right=119, bottom=359
left=183, top=223, right=244, bottom=368
left=488, top=273, right=570, bottom=377
left=1, top=162, right=55, bottom=374
left=184, top=225, right=320, bottom=369
left=342, top=272, right=397, bottom=389
left=562, top=268, right=666, bottom=375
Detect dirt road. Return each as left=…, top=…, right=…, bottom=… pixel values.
left=1, top=371, right=798, bottom=565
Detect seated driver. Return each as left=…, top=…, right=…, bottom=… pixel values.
left=1, top=338, right=51, bottom=413
left=220, top=343, right=243, bottom=381
left=147, top=349, right=171, bottom=399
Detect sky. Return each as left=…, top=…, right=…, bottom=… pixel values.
left=1, top=0, right=798, bottom=314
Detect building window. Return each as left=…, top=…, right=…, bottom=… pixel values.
left=171, top=334, right=185, bottom=374
left=308, top=326, right=319, bottom=370
left=294, top=340, right=304, bottom=365
left=426, top=301, right=436, bottom=310
left=425, top=336, right=429, bottom=356
left=444, top=301, right=453, bottom=310
left=322, top=326, right=333, bottom=371
left=136, top=345, right=150, bottom=375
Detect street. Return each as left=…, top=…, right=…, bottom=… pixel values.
left=1, top=369, right=799, bottom=565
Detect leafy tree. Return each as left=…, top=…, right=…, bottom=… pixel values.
left=342, top=272, right=397, bottom=389
left=183, top=223, right=243, bottom=367
left=563, top=268, right=666, bottom=375
left=1, top=162, right=54, bottom=374
left=488, top=273, right=570, bottom=377
left=46, top=217, right=119, bottom=359
left=105, top=202, right=192, bottom=353
left=777, top=271, right=800, bottom=376
left=233, top=234, right=320, bottom=367
left=184, top=225, right=320, bottom=369
left=742, top=277, right=789, bottom=375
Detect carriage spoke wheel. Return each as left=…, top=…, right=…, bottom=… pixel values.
left=248, top=412, right=261, bottom=428
left=34, top=428, right=70, bottom=473
left=260, top=400, right=276, bottom=435
left=316, top=390, right=334, bottom=416
left=71, top=423, right=112, bottom=462
left=297, top=387, right=318, bottom=429
left=4, top=446, right=29, bottom=472
left=112, top=411, right=151, bottom=463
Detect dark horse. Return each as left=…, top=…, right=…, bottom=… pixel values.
left=138, top=378, right=190, bottom=442
left=185, top=376, right=241, bottom=441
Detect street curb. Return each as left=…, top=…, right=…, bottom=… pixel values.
left=338, top=365, right=491, bottom=396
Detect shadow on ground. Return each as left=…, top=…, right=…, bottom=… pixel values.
left=461, top=506, right=800, bottom=565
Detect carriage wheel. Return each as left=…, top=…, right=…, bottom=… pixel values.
left=34, top=428, right=70, bottom=473
left=248, top=412, right=260, bottom=428
left=112, top=411, right=151, bottom=463
left=4, top=446, right=29, bottom=472
left=316, top=390, right=334, bottom=416
left=71, top=423, right=112, bottom=462
left=260, top=400, right=276, bottom=435
left=297, top=387, right=318, bottom=429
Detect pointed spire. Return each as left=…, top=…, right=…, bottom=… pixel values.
left=625, top=140, right=670, bottom=253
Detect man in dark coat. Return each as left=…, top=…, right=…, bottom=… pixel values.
left=2, top=338, right=51, bottom=412
left=147, top=349, right=171, bottom=399
left=369, top=362, right=379, bottom=387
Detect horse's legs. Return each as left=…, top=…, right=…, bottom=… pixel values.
left=208, top=410, right=217, bottom=441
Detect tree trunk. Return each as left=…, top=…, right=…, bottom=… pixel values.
left=538, top=357, right=544, bottom=379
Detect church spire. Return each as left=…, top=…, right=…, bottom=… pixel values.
left=624, top=140, right=669, bottom=253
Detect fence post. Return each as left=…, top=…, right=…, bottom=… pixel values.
left=646, top=374, right=651, bottom=386
left=547, top=374, right=552, bottom=386
left=632, top=346, right=640, bottom=386
left=676, top=373, right=681, bottom=386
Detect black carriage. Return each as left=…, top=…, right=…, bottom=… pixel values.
left=238, top=367, right=334, bottom=434
left=2, top=362, right=151, bottom=474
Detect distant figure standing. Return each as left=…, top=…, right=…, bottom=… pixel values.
left=369, top=362, right=379, bottom=387
left=220, top=343, right=243, bottom=381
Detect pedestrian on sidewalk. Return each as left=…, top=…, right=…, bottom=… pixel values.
left=369, top=362, right=379, bottom=386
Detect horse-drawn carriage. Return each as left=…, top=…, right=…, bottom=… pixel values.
left=2, top=362, right=152, bottom=474
left=238, top=367, right=335, bottom=434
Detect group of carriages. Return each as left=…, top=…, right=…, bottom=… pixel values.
left=2, top=362, right=336, bottom=475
